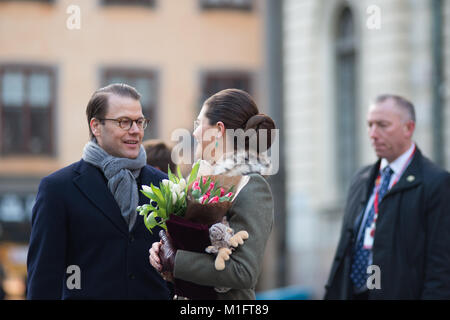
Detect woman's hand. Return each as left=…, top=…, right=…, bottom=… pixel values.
left=159, top=230, right=176, bottom=273
left=149, top=241, right=163, bottom=272
left=149, top=236, right=175, bottom=283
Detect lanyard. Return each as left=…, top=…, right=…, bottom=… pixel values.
left=371, top=145, right=416, bottom=230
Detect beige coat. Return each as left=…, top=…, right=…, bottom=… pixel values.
left=173, top=173, right=274, bottom=299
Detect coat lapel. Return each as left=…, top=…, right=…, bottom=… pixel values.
left=383, top=149, right=422, bottom=200
left=72, top=160, right=129, bottom=235
left=351, top=162, right=380, bottom=232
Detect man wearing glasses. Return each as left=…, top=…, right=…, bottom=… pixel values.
left=27, top=84, right=172, bottom=299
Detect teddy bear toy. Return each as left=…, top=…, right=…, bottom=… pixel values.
left=205, top=217, right=249, bottom=271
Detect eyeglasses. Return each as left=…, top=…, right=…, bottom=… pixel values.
left=194, top=119, right=201, bottom=131
left=98, top=117, right=149, bottom=130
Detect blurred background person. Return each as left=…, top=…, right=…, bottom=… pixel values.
left=324, top=95, right=450, bottom=300
left=143, top=139, right=176, bottom=174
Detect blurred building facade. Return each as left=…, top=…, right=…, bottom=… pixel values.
left=0, top=0, right=279, bottom=298
left=283, top=0, right=450, bottom=298
left=4, top=0, right=448, bottom=301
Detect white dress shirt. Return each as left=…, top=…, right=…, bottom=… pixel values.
left=353, top=142, right=416, bottom=292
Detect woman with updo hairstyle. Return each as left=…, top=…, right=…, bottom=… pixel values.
left=149, top=88, right=275, bottom=300
left=196, top=88, right=276, bottom=173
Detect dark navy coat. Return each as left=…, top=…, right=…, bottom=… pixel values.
left=27, top=159, right=171, bottom=299
left=325, top=148, right=450, bottom=299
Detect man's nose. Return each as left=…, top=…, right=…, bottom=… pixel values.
left=128, top=121, right=140, bottom=134
left=368, top=125, right=378, bottom=138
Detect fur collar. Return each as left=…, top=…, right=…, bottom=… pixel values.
left=212, top=151, right=272, bottom=176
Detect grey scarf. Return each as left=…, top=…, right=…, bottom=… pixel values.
left=82, top=140, right=147, bottom=231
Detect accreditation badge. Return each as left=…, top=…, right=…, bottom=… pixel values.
left=363, top=225, right=375, bottom=250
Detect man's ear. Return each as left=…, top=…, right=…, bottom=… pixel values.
left=90, top=118, right=101, bottom=137
left=405, top=120, right=415, bottom=138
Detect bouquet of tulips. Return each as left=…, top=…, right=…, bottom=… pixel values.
left=137, top=160, right=240, bottom=299
left=137, top=161, right=236, bottom=232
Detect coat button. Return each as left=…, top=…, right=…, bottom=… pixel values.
left=129, top=235, right=135, bottom=243
left=129, top=273, right=135, bottom=280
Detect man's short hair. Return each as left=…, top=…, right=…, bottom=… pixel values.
left=374, top=94, right=416, bottom=123
left=85, top=83, right=141, bottom=139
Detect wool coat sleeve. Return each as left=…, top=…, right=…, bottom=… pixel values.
left=173, top=174, right=274, bottom=290
left=27, top=176, right=67, bottom=299
left=421, top=172, right=450, bottom=299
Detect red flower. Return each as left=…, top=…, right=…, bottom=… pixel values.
left=208, top=196, right=220, bottom=204
left=200, top=194, right=209, bottom=204
left=207, top=182, right=215, bottom=193
left=193, top=180, right=200, bottom=191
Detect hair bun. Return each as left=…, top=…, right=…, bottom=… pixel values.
left=244, top=113, right=276, bottom=131
left=244, top=113, right=276, bottom=152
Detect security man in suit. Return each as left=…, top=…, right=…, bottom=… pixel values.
left=325, top=94, right=450, bottom=299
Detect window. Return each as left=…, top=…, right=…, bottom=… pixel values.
left=334, top=7, right=358, bottom=194
left=0, top=65, right=55, bottom=156
left=102, top=68, right=158, bottom=139
left=201, top=71, right=252, bottom=106
left=0, top=176, right=39, bottom=242
left=200, top=0, right=252, bottom=11
left=101, top=0, right=154, bottom=7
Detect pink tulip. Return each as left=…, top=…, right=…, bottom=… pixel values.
left=225, top=192, right=233, bottom=198
left=200, top=194, right=209, bottom=204
left=193, top=180, right=200, bottom=190
left=208, top=196, right=220, bottom=204
left=220, top=188, right=225, bottom=197
left=207, top=182, right=215, bottom=193
left=202, top=177, right=207, bottom=185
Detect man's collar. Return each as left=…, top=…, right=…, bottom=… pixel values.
left=380, top=142, right=416, bottom=175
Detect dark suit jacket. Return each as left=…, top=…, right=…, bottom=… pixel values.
left=324, top=148, right=450, bottom=299
left=27, top=159, right=172, bottom=299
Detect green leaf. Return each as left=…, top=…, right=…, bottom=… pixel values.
left=219, top=196, right=232, bottom=202
left=159, top=219, right=168, bottom=232
left=140, top=190, right=160, bottom=204
left=140, top=190, right=153, bottom=199
left=191, top=189, right=201, bottom=199
left=177, top=165, right=183, bottom=180
left=166, top=191, right=173, bottom=216
left=213, top=189, right=221, bottom=197
left=226, top=185, right=235, bottom=194
left=137, top=204, right=151, bottom=216
left=200, top=178, right=208, bottom=194
left=151, top=184, right=165, bottom=205
left=158, top=206, right=168, bottom=220
left=168, top=167, right=179, bottom=184
left=144, top=212, right=158, bottom=233
left=187, top=161, right=200, bottom=186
